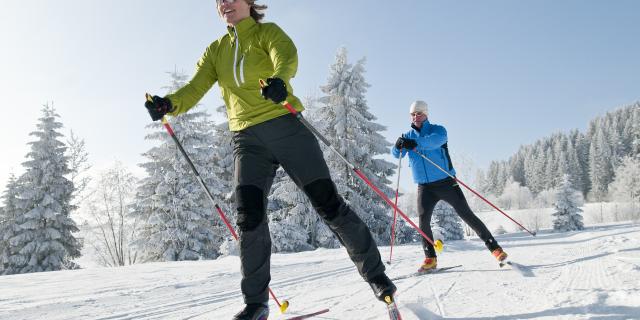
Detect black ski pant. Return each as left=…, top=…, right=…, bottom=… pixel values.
left=417, top=177, right=500, bottom=258
left=232, top=114, right=385, bottom=304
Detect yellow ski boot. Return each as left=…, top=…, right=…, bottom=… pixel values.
left=492, top=247, right=508, bottom=262
left=417, top=257, right=438, bottom=273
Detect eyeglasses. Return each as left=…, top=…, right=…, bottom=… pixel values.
left=410, top=112, right=426, bottom=117
left=216, top=0, right=236, bottom=5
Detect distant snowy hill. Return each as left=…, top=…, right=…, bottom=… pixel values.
left=1, top=222, right=639, bottom=319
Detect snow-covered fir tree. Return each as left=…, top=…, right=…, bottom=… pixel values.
left=209, top=105, right=238, bottom=252
left=588, top=124, right=614, bottom=201
left=268, top=170, right=318, bottom=252
left=0, top=174, right=21, bottom=273
left=267, top=96, right=339, bottom=250
left=630, top=103, right=640, bottom=155
left=313, top=47, right=399, bottom=244
left=608, top=156, right=640, bottom=204
left=133, top=70, right=227, bottom=261
left=552, top=175, right=585, bottom=232
left=211, top=105, right=235, bottom=225
left=431, top=201, right=464, bottom=241
left=3, top=105, right=82, bottom=274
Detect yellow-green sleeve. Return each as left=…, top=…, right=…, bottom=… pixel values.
left=166, top=42, right=219, bottom=116
left=262, top=23, right=298, bottom=82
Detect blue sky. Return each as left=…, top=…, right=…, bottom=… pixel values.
left=1, top=0, right=639, bottom=193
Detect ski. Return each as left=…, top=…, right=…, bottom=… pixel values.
left=499, top=259, right=511, bottom=268
left=384, top=295, right=403, bottom=320
left=391, top=264, right=462, bottom=281
left=284, top=308, right=330, bottom=320
left=499, top=259, right=534, bottom=277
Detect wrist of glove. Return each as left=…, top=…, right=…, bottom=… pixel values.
left=144, top=95, right=174, bottom=121
left=395, top=137, right=418, bottom=150
left=260, top=77, right=288, bottom=104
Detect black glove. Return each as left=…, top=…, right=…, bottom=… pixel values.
left=395, top=137, right=418, bottom=150
left=260, top=77, right=288, bottom=104
left=145, top=95, right=174, bottom=121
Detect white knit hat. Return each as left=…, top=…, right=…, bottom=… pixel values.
left=409, top=100, right=428, bottom=115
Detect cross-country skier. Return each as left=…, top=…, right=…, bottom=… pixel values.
left=144, top=1, right=396, bottom=319
left=391, top=100, right=508, bottom=272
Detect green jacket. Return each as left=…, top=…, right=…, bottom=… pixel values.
left=166, top=17, right=303, bottom=131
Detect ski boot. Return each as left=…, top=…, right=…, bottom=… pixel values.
left=417, top=257, right=438, bottom=273
left=233, top=303, right=269, bottom=320
left=368, top=273, right=397, bottom=302
left=492, top=247, right=508, bottom=262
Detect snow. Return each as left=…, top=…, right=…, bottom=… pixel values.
left=1, top=221, right=639, bottom=319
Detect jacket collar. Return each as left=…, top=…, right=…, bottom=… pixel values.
left=411, top=120, right=431, bottom=134
left=227, top=17, right=257, bottom=42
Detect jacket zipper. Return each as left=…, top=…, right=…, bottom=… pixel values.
left=232, top=27, right=243, bottom=87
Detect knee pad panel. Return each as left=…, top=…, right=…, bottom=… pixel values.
left=303, top=179, right=342, bottom=220
left=236, top=185, right=266, bottom=231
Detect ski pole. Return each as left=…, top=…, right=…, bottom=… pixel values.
left=388, top=151, right=402, bottom=264
left=145, top=94, right=290, bottom=313
left=411, top=149, right=536, bottom=236
left=259, top=82, right=443, bottom=251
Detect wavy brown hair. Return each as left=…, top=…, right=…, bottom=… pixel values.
left=245, top=0, right=267, bottom=22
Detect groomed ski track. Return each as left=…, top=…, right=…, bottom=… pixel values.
left=1, top=222, right=639, bottom=319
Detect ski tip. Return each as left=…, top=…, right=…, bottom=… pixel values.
left=145, top=93, right=153, bottom=102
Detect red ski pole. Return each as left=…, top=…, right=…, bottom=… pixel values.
left=145, top=94, right=290, bottom=313
left=388, top=152, right=402, bottom=264
left=259, top=83, right=443, bottom=251
left=411, top=149, right=536, bottom=236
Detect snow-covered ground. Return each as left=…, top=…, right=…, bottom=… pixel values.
left=1, top=221, right=639, bottom=320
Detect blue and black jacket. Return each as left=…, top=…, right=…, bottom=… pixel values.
left=391, top=120, right=456, bottom=184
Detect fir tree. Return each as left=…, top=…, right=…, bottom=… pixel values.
left=431, top=201, right=464, bottom=241
left=267, top=96, right=339, bottom=250
left=314, top=47, right=398, bottom=244
left=552, top=175, right=585, bottom=232
left=608, top=156, right=640, bottom=203
left=0, top=174, right=21, bottom=273
left=589, top=124, right=614, bottom=201
left=211, top=105, right=235, bottom=231
left=4, top=105, right=82, bottom=274
left=133, top=70, right=226, bottom=261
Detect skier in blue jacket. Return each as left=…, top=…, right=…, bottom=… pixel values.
left=392, top=100, right=508, bottom=272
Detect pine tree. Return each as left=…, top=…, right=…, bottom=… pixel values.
left=4, top=105, right=82, bottom=274
left=525, top=143, right=547, bottom=194
left=482, top=161, right=503, bottom=196
left=268, top=170, right=318, bottom=252
left=431, top=201, right=464, bottom=241
left=266, top=96, right=340, bottom=250
left=211, top=105, right=235, bottom=230
left=133, top=70, right=226, bottom=261
left=0, top=174, right=21, bottom=273
left=630, top=103, right=640, bottom=155
left=608, top=156, right=640, bottom=203
left=588, top=124, right=614, bottom=201
left=552, top=175, right=585, bottom=232
left=570, top=129, right=591, bottom=196
left=314, top=47, right=398, bottom=244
